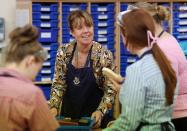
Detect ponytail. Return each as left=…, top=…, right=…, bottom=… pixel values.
left=152, top=44, right=177, bottom=105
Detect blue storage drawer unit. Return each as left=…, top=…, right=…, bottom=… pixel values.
left=51, top=43, right=59, bottom=51
left=33, top=12, right=58, bottom=20
left=62, top=28, right=70, bottom=34
left=120, top=55, right=138, bottom=64
left=94, top=27, right=115, bottom=35
left=33, top=20, right=58, bottom=28
left=120, top=3, right=128, bottom=11
left=35, top=75, right=42, bottom=82
left=39, top=85, right=51, bottom=100
left=92, top=12, right=114, bottom=20
left=62, top=3, right=87, bottom=12
left=43, top=60, right=51, bottom=67
left=94, top=20, right=114, bottom=27
left=174, top=19, right=187, bottom=26
left=42, top=44, right=51, bottom=51
left=41, top=67, right=52, bottom=74
left=32, top=3, right=58, bottom=12
left=40, top=74, right=53, bottom=82
left=120, top=42, right=131, bottom=55
left=173, top=26, right=187, bottom=33
left=179, top=5, right=187, bottom=11
left=62, top=22, right=69, bottom=28
left=94, top=35, right=114, bottom=43
left=50, top=50, right=57, bottom=59
left=62, top=35, right=74, bottom=43
left=173, top=3, right=187, bottom=11
left=174, top=33, right=187, bottom=40
left=50, top=58, right=56, bottom=67
left=173, top=12, right=187, bottom=19
left=62, top=12, right=71, bottom=21
left=91, top=4, right=114, bottom=12
left=39, top=28, right=58, bottom=42
left=107, top=43, right=114, bottom=50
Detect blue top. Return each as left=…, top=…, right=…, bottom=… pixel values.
left=103, top=53, right=176, bottom=131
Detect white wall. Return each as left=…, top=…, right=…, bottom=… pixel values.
left=0, top=0, right=16, bottom=47
left=0, top=0, right=16, bottom=66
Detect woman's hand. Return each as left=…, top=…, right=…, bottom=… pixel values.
left=102, top=67, right=125, bottom=92
left=109, top=77, right=124, bottom=92
left=91, top=110, right=103, bottom=128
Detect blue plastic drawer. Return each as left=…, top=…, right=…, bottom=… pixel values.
left=107, top=43, right=114, bottom=50
left=173, top=12, right=179, bottom=18
left=42, top=44, right=51, bottom=51
left=120, top=63, right=128, bottom=70
left=39, top=85, right=51, bottom=100
left=173, top=26, right=187, bottom=33
left=120, top=48, right=131, bottom=56
left=172, top=11, right=187, bottom=19
left=179, top=5, right=187, bottom=11
left=33, top=20, right=58, bottom=28
left=62, top=4, right=87, bottom=12
left=62, top=22, right=69, bottom=28
left=32, top=4, right=58, bottom=12
left=174, top=3, right=187, bottom=11
left=121, top=55, right=138, bottom=63
left=56, top=117, right=94, bottom=131
left=62, top=35, right=74, bottom=43
left=94, top=27, right=115, bottom=35
left=62, top=28, right=70, bottom=35
left=177, top=26, right=187, bottom=33
left=41, top=67, right=52, bottom=74
left=91, top=4, right=114, bottom=12
left=120, top=70, right=126, bottom=77
left=51, top=66, right=55, bottom=72
left=33, top=12, right=58, bottom=20
left=94, top=20, right=114, bottom=27
left=178, top=19, right=187, bottom=26
left=109, top=48, right=115, bottom=54
left=39, top=28, right=58, bottom=42
left=62, top=12, right=71, bottom=21
left=121, top=3, right=128, bottom=11
left=51, top=43, right=59, bottom=51
left=41, top=74, right=53, bottom=82
left=92, top=12, right=114, bottom=20
left=179, top=12, right=187, bottom=19
left=173, top=19, right=179, bottom=26
left=43, top=59, right=51, bottom=67
left=94, top=35, right=114, bottom=43
left=35, top=75, right=42, bottom=81
left=50, top=58, right=56, bottom=66
left=175, top=33, right=187, bottom=40
left=120, top=48, right=131, bottom=55
left=50, top=51, right=57, bottom=58
left=62, top=38, right=74, bottom=43
left=62, top=33, right=72, bottom=38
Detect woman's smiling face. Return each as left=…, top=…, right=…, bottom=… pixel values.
left=71, top=18, right=94, bottom=46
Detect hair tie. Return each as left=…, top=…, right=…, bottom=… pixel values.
left=147, top=30, right=158, bottom=49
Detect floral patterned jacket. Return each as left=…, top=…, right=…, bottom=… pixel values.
left=49, top=41, right=116, bottom=116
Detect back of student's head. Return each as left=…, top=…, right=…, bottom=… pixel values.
left=120, top=9, right=176, bottom=105
left=4, top=24, right=46, bottom=64
left=128, top=2, right=170, bottom=24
